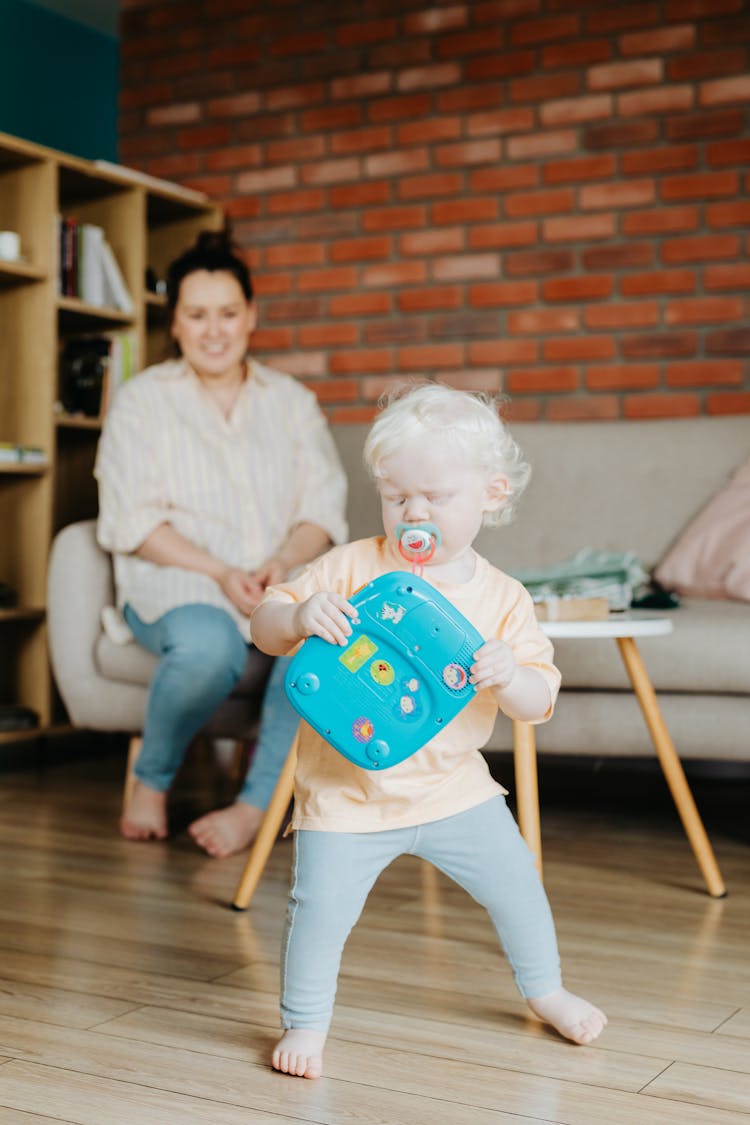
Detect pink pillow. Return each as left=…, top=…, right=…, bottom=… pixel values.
left=654, top=456, right=750, bottom=602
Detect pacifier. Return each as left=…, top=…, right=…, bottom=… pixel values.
left=396, top=522, right=442, bottom=576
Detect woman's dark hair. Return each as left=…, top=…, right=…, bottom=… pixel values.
left=165, top=228, right=253, bottom=318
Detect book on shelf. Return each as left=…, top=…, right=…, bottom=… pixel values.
left=59, top=329, right=136, bottom=420
left=0, top=442, right=47, bottom=465
left=57, top=217, right=134, bottom=313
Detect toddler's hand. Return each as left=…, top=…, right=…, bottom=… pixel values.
left=469, top=638, right=517, bottom=692
left=293, top=592, right=358, bottom=647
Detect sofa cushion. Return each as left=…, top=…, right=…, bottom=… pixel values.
left=552, top=599, right=749, bottom=694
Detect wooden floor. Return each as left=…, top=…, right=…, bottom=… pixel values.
left=0, top=745, right=749, bottom=1125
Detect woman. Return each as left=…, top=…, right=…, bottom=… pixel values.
left=95, top=230, right=347, bottom=856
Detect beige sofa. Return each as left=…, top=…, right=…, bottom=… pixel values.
left=334, top=415, right=749, bottom=764
left=49, top=415, right=748, bottom=766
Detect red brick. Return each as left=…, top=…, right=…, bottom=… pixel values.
left=505, top=249, right=574, bottom=276
left=581, top=180, right=655, bottom=210
left=669, top=48, right=747, bottom=82
left=666, top=0, right=742, bottom=17
left=399, top=229, right=464, bottom=256
left=588, top=58, right=662, bottom=92
left=265, top=297, right=326, bottom=323
left=305, top=378, right=359, bottom=405
left=265, top=83, right=326, bottom=112
left=621, top=332, right=697, bottom=358
left=330, top=182, right=392, bottom=209
left=467, top=108, right=536, bottom=137
left=328, top=405, right=379, bottom=423
left=511, top=14, right=579, bottom=45
left=543, top=276, right=614, bottom=301
left=666, top=108, right=745, bottom=141
left=624, top=393, right=701, bottom=418
left=540, top=94, right=612, bottom=127
left=432, top=254, right=500, bottom=281
left=398, top=286, right=463, bottom=312
left=544, top=336, right=616, bottom=362
left=330, top=236, right=391, bottom=263
left=621, top=269, right=696, bottom=296
left=335, top=18, right=397, bottom=46
left=404, top=6, right=469, bottom=33
left=662, top=234, right=740, bottom=263
left=469, top=221, right=538, bottom=249
left=204, top=145, right=263, bottom=172
left=473, top=0, right=542, bottom=20
left=177, top=124, right=230, bottom=149
left=432, top=198, right=499, bottom=224
left=707, top=138, right=750, bottom=166
left=265, top=137, right=325, bottom=165
left=507, top=130, right=577, bottom=160
left=584, top=120, right=659, bottom=149
left=706, top=392, right=750, bottom=415
left=297, top=324, right=360, bottom=348
left=398, top=118, right=462, bottom=146
left=586, top=364, right=659, bottom=390
left=587, top=303, right=661, bottom=329
left=469, top=280, right=539, bottom=306
left=399, top=344, right=464, bottom=369
left=331, top=126, right=393, bottom=155
left=510, top=73, right=580, bottom=103
left=297, top=267, right=358, bottom=292
left=545, top=396, right=620, bottom=421
left=471, top=165, right=539, bottom=192
left=620, top=24, right=696, bottom=55
left=237, top=166, right=297, bottom=194
left=143, top=152, right=201, bottom=178
left=438, top=85, right=505, bottom=113
left=436, top=28, right=505, bottom=57
left=397, top=63, right=461, bottom=91
left=369, top=40, right=431, bottom=70
left=706, top=201, right=750, bottom=228
left=146, top=102, right=200, bottom=126
left=586, top=4, right=660, bottom=34
left=623, top=206, right=699, bottom=236
left=362, top=204, right=426, bottom=231
left=436, top=140, right=503, bottom=167
left=705, top=328, right=750, bottom=354
left=542, top=40, right=612, bottom=68
left=183, top=173, right=232, bottom=197
left=328, top=293, right=391, bottom=317
left=667, top=360, right=743, bottom=386
left=364, top=148, right=429, bottom=178
left=397, top=173, right=463, bottom=199
left=361, top=261, right=427, bottom=287
left=329, top=350, right=393, bottom=375
left=544, top=214, right=616, bottom=242
left=504, top=399, right=543, bottom=421
left=506, top=188, right=574, bottom=218
left=543, top=154, right=616, bottom=184
left=661, top=171, right=739, bottom=201
left=265, top=243, right=326, bottom=268
left=465, top=52, right=535, bottom=82
left=301, top=158, right=361, bottom=186
left=621, top=145, right=698, bottom=175
left=300, top=104, right=361, bottom=132
left=583, top=244, right=655, bottom=269
left=253, top=273, right=292, bottom=298
left=223, top=197, right=262, bottom=220
left=700, top=15, right=750, bottom=48
left=207, top=44, right=261, bottom=67
left=703, top=263, right=750, bottom=290
left=330, top=72, right=392, bottom=100
left=250, top=327, right=294, bottom=351
left=207, top=90, right=262, bottom=118
left=700, top=74, right=750, bottom=107
left=469, top=340, right=539, bottom=365
left=618, top=86, right=694, bottom=116
left=508, top=308, right=580, bottom=333
left=507, top=366, right=579, bottom=393
left=369, top=94, right=431, bottom=122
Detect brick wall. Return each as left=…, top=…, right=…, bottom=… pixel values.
left=120, top=0, right=750, bottom=422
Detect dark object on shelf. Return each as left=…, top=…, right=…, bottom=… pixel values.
left=60, top=336, right=110, bottom=417
left=0, top=581, right=17, bottom=608
left=0, top=704, right=39, bottom=731
left=631, top=581, right=681, bottom=610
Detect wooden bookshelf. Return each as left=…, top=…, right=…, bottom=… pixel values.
left=0, top=129, right=221, bottom=739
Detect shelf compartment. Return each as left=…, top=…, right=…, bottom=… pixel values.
left=0, top=607, right=45, bottom=623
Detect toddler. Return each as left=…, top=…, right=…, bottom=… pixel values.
left=251, top=383, right=607, bottom=1079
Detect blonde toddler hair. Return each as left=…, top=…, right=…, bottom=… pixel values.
left=362, top=382, right=530, bottom=527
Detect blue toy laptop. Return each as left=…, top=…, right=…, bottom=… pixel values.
left=285, top=570, right=484, bottom=770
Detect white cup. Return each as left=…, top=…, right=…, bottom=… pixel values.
left=0, top=231, right=21, bottom=261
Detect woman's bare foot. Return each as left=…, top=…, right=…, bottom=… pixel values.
left=188, top=802, right=264, bottom=858
left=119, top=780, right=168, bottom=841
left=527, top=987, right=607, bottom=1045
left=272, top=1029, right=326, bottom=1079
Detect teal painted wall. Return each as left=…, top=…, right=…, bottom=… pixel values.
left=0, top=0, right=118, bottom=161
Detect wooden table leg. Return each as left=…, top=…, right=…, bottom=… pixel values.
left=231, top=729, right=299, bottom=911
left=513, top=719, right=543, bottom=879
left=616, top=636, right=726, bottom=898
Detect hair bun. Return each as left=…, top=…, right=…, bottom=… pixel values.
left=195, top=229, right=234, bottom=255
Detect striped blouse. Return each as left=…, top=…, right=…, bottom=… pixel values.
left=95, top=358, right=348, bottom=642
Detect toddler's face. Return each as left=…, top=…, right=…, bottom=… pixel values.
left=377, top=434, right=502, bottom=569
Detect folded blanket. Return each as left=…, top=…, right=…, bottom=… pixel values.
left=511, top=548, right=649, bottom=611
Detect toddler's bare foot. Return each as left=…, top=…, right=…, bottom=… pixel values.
left=119, top=781, right=168, bottom=841
left=188, top=802, right=264, bottom=858
left=272, top=1029, right=326, bottom=1079
left=527, top=987, right=607, bottom=1045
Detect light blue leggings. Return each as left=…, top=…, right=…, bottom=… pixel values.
left=123, top=603, right=298, bottom=808
left=281, top=795, right=562, bottom=1031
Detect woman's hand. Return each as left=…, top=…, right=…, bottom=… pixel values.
left=251, top=555, right=287, bottom=591
left=469, top=638, right=517, bottom=692
left=292, top=592, right=359, bottom=647
left=218, top=566, right=265, bottom=616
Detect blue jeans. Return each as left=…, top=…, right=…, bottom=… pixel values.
left=124, top=603, right=298, bottom=808
left=280, top=796, right=562, bottom=1031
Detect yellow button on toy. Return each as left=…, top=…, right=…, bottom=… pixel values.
left=370, top=659, right=395, bottom=686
